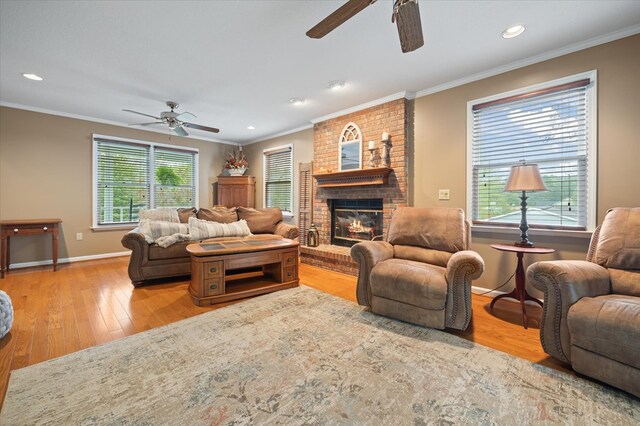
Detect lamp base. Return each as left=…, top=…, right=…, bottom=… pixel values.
left=514, top=240, right=535, bottom=248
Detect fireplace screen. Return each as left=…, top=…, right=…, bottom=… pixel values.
left=331, top=199, right=383, bottom=247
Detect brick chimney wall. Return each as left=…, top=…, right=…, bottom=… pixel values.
left=312, top=98, right=411, bottom=244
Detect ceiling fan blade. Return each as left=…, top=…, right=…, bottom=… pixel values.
left=174, top=126, right=188, bottom=137
left=393, top=0, right=424, bottom=53
left=129, top=121, right=163, bottom=126
left=306, top=0, right=376, bottom=39
left=175, top=111, right=197, bottom=121
left=122, top=109, right=161, bottom=120
left=183, top=122, right=220, bottom=133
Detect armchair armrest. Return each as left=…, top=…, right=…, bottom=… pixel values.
left=527, top=260, right=610, bottom=363
left=121, top=227, right=150, bottom=285
left=274, top=222, right=299, bottom=240
left=445, top=250, right=485, bottom=330
left=350, top=241, right=394, bottom=307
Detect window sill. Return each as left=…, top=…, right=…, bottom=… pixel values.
left=92, top=224, right=137, bottom=232
left=471, top=224, right=593, bottom=239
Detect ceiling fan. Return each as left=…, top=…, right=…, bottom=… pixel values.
left=123, top=101, right=220, bottom=136
left=307, top=0, right=424, bottom=53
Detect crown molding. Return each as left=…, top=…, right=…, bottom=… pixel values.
left=242, top=123, right=314, bottom=146
left=415, top=24, right=640, bottom=98
left=310, top=91, right=416, bottom=124
left=0, top=101, right=233, bottom=145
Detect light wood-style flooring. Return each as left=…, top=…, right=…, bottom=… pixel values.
left=0, top=257, right=570, bottom=408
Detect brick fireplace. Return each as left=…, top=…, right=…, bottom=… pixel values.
left=300, top=98, right=411, bottom=275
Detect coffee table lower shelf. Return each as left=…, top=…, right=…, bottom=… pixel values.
left=189, top=274, right=298, bottom=306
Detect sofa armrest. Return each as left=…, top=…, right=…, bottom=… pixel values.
left=274, top=222, right=299, bottom=240
left=527, top=260, right=611, bottom=363
left=445, top=250, right=485, bottom=330
left=121, top=228, right=150, bottom=285
left=350, top=241, right=394, bottom=307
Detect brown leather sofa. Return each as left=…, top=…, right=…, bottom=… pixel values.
left=351, top=207, right=484, bottom=330
left=121, top=207, right=298, bottom=286
left=527, top=207, right=639, bottom=397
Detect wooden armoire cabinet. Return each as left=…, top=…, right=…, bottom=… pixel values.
left=216, top=175, right=255, bottom=208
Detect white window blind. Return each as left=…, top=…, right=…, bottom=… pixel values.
left=94, top=136, right=198, bottom=226
left=264, top=146, right=293, bottom=212
left=154, top=148, right=196, bottom=208
left=470, top=78, right=592, bottom=230
left=96, top=140, right=150, bottom=225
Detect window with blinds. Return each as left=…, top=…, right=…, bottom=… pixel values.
left=264, top=146, right=293, bottom=212
left=93, top=136, right=198, bottom=227
left=469, top=74, right=596, bottom=230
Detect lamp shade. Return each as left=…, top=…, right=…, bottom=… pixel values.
left=504, top=163, right=547, bottom=192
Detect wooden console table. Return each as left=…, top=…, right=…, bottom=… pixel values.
left=0, top=218, right=62, bottom=278
left=490, top=243, right=555, bottom=328
left=186, top=238, right=299, bottom=306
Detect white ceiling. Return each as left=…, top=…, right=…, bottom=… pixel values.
left=1, top=1, right=639, bottom=144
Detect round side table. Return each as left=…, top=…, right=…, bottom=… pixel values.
left=490, top=243, right=555, bottom=328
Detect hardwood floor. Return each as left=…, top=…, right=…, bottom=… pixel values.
left=0, top=257, right=571, bottom=408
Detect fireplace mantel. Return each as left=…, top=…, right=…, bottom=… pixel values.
left=312, top=167, right=393, bottom=188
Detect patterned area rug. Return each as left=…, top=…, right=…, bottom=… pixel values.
left=2, top=286, right=638, bottom=424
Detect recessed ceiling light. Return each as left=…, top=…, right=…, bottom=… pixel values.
left=501, top=25, right=525, bottom=39
left=21, top=73, right=43, bottom=81
left=289, top=97, right=305, bottom=106
left=328, top=80, right=345, bottom=90
left=247, top=125, right=256, bottom=130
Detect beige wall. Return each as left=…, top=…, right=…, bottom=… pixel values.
left=241, top=128, right=314, bottom=223
left=413, top=34, right=640, bottom=292
left=0, top=107, right=234, bottom=265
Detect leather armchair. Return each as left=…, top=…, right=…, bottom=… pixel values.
left=351, top=207, right=484, bottom=331
left=527, top=207, right=640, bottom=397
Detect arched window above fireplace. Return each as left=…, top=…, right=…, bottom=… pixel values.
left=339, top=122, right=362, bottom=171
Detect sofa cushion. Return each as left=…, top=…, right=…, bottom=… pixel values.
left=393, top=245, right=452, bottom=268
left=188, top=217, right=251, bottom=240
left=138, top=219, right=189, bottom=244
left=237, top=207, right=283, bottom=234
left=369, top=258, right=447, bottom=310
left=177, top=207, right=197, bottom=223
left=568, top=294, right=640, bottom=369
left=387, top=207, right=466, bottom=253
left=197, top=207, right=238, bottom=224
left=593, top=207, right=640, bottom=271
left=139, top=208, right=179, bottom=223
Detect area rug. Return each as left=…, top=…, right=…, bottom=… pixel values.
left=1, top=287, right=638, bottom=425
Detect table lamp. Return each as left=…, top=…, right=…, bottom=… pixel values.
left=504, top=162, right=547, bottom=247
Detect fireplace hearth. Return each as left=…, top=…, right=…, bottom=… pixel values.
left=330, top=199, right=383, bottom=247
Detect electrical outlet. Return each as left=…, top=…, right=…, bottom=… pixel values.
left=76, top=232, right=83, bottom=241
left=438, top=189, right=450, bottom=200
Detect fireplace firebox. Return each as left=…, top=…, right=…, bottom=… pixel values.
left=330, top=199, right=383, bottom=247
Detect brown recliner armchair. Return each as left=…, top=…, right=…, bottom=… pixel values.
left=351, top=207, right=484, bottom=330
left=527, top=207, right=640, bottom=397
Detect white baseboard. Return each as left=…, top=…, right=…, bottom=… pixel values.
left=472, top=285, right=544, bottom=304
left=8, top=251, right=131, bottom=270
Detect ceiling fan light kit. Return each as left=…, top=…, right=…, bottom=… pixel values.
left=123, top=101, right=219, bottom=136
left=307, top=0, right=424, bottom=53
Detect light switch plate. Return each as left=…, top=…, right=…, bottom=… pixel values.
left=438, top=189, right=450, bottom=200
left=76, top=232, right=83, bottom=241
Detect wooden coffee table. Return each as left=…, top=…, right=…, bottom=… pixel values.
left=186, top=237, right=299, bottom=306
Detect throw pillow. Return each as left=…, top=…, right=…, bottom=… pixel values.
left=139, top=208, right=179, bottom=223
left=197, top=207, right=238, bottom=223
left=139, top=219, right=189, bottom=244
left=188, top=217, right=251, bottom=240
left=177, top=207, right=197, bottom=223
left=237, top=207, right=282, bottom=234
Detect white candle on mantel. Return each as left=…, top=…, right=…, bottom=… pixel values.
left=382, top=132, right=389, bottom=141
left=368, top=141, right=375, bottom=150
